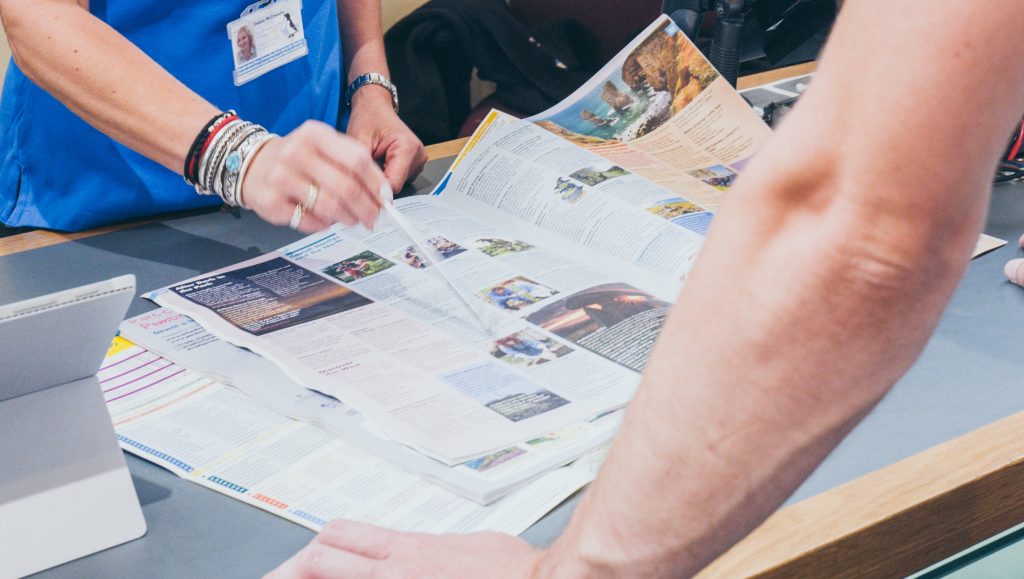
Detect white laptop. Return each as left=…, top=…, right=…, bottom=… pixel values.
left=0, top=275, right=146, bottom=578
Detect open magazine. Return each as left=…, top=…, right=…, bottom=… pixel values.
left=146, top=194, right=677, bottom=466
left=437, top=16, right=770, bottom=213
left=145, top=15, right=771, bottom=476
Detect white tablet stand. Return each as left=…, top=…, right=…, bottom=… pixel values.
left=0, top=275, right=146, bottom=578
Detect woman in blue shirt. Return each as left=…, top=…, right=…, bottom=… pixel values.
left=0, top=0, right=425, bottom=232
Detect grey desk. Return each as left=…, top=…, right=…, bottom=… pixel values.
left=4, top=156, right=1024, bottom=577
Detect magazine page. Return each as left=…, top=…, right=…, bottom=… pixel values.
left=526, top=16, right=771, bottom=211
left=427, top=17, right=774, bottom=281
left=100, top=337, right=592, bottom=535
left=433, top=110, right=709, bottom=280
left=120, top=308, right=622, bottom=504
left=146, top=197, right=671, bottom=466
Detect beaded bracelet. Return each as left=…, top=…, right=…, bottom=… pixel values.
left=203, top=121, right=252, bottom=196
left=196, top=119, right=243, bottom=195
left=183, top=110, right=237, bottom=186
left=186, top=109, right=273, bottom=208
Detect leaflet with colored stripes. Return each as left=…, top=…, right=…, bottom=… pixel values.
left=101, top=336, right=602, bottom=534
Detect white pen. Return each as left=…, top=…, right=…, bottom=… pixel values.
left=378, top=184, right=496, bottom=336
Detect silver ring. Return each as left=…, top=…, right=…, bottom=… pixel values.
left=303, top=183, right=320, bottom=212
left=288, top=203, right=304, bottom=230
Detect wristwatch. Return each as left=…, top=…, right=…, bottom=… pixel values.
left=345, top=72, right=399, bottom=113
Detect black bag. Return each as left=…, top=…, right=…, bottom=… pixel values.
left=384, top=0, right=599, bottom=144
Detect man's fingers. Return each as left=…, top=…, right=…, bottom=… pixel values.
left=1005, top=258, right=1024, bottom=286
left=316, top=520, right=397, bottom=559
left=265, top=542, right=377, bottom=579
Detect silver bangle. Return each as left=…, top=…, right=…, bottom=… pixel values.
left=233, top=133, right=277, bottom=209
left=204, top=121, right=253, bottom=198
left=217, top=124, right=265, bottom=205
left=191, top=116, right=271, bottom=208
left=196, top=119, right=244, bottom=196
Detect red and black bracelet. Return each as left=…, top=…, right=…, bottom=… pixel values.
left=183, top=110, right=238, bottom=186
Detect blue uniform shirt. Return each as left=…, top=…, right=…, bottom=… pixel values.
left=0, top=0, right=345, bottom=231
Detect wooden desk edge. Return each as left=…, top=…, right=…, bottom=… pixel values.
left=699, top=409, right=1024, bottom=577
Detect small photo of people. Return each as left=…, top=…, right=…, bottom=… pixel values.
left=427, top=236, right=466, bottom=259
left=554, top=177, right=586, bottom=204
left=526, top=283, right=671, bottom=343
left=478, top=276, right=559, bottom=312
left=472, top=237, right=535, bottom=258
left=646, top=198, right=703, bottom=220
left=687, top=164, right=736, bottom=190
left=490, top=329, right=573, bottom=367
left=322, top=251, right=395, bottom=283
left=569, top=165, right=629, bottom=186
left=396, top=245, right=427, bottom=269
left=235, top=25, right=256, bottom=63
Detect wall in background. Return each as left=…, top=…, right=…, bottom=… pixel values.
left=1, top=27, right=9, bottom=81
left=383, top=0, right=429, bottom=31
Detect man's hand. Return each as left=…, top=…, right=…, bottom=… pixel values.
left=1005, top=234, right=1024, bottom=286
left=346, top=88, right=427, bottom=194
left=264, top=520, right=542, bottom=579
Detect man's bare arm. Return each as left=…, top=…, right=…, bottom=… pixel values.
left=264, top=3, right=1024, bottom=577
left=539, top=2, right=1024, bottom=575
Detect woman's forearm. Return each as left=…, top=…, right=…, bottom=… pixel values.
left=336, top=0, right=392, bottom=109
left=0, top=0, right=217, bottom=172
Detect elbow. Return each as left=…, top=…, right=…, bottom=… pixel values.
left=0, top=0, right=32, bottom=67
left=0, top=0, right=71, bottom=68
left=830, top=189, right=982, bottom=301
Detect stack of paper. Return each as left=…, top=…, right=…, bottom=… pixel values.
left=101, top=337, right=602, bottom=534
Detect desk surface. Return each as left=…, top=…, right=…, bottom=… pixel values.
left=5, top=159, right=1023, bottom=579
left=6, top=62, right=1024, bottom=577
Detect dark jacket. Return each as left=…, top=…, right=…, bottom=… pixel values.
left=385, top=0, right=598, bottom=144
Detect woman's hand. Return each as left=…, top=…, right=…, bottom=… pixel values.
left=241, top=120, right=386, bottom=233
left=346, top=89, right=428, bottom=194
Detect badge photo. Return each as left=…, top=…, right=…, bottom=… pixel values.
left=227, top=0, right=309, bottom=86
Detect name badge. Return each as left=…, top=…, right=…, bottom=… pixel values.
left=227, top=0, right=309, bottom=86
